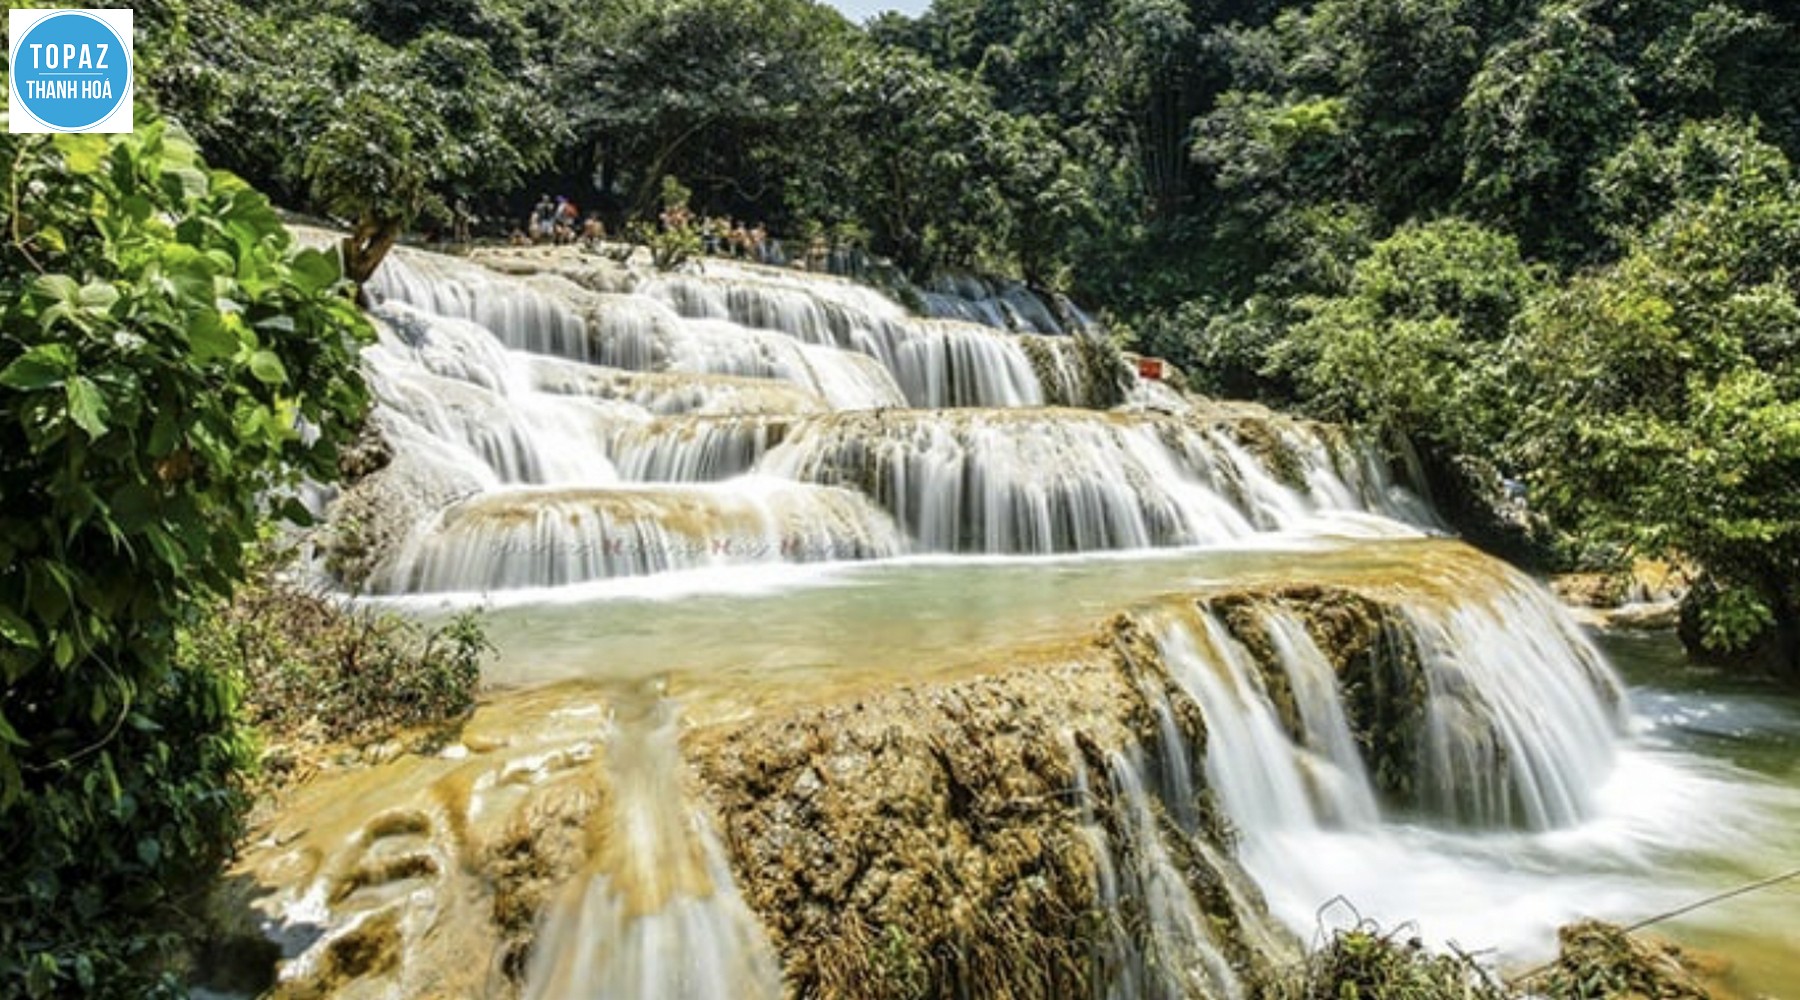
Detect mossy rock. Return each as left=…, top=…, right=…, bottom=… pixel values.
left=1539, top=920, right=1712, bottom=1000
left=1201, top=587, right=1429, bottom=806
left=1219, top=418, right=1308, bottom=490
left=685, top=620, right=1285, bottom=1000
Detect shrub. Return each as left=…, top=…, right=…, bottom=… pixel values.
left=184, top=561, right=489, bottom=755
left=0, top=110, right=371, bottom=995
left=1265, top=918, right=1510, bottom=1000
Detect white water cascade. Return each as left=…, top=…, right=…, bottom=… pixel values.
left=1160, top=570, right=1628, bottom=839
left=338, top=245, right=1435, bottom=593
left=1080, top=748, right=1248, bottom=1000
left=1409, top=581, right=1629, bottom=830
left=373, top=479, right=905, bottom=594
left=521, top=689, right=783, bottom=1000
left=1139, top=558, right=1645, bottom=963
left=236, top=235, right=1800, bottom=1000
left=302, top=239, right=1800, bottom=999
left=633, top=266, right=1054, bottom=408
left=753, top=410, right=1429, bottom=554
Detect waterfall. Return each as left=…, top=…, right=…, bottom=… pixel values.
left=257, top=237, right=1781, bottom=1000
left=635, top=268, right=1055, bottom=407
left=1408, top=580, right=1628, bottom=829
left=336, top=245, right=1433, bottom=593
left=1262, top=611, right=1382, bottom=827
left=524, top=358, right=830, bottom=418
left=607, top=417, right=787, bottom=482
left=363, top=305, right=625, bottom=486
left=368, top=250, right=589, bottom=361
left=754, top=410, right=1425, bottom=554
left=918, top=272, right=1074, bottom=334
left=1127, top=558, right=1633, bottom=959
left=1160, top=615, right=1337, bottom=835
left=1069, top=745, right=1247, bottom=1000
left=522, top=689, right=783, bottom=1000
left=372, top=479, right=906, bottom=593
left=1154, top=568, right=1626, bottom=841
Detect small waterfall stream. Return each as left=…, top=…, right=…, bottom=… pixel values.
left=247, top=242, right=1800, bottom=999
left=521, top=687, right=782, bottom=1000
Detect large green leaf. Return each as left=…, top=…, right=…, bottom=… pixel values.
left=187, top=312, right=239, bottom=363
left=54, top=134, right=110, bottom=175
left=0, top=344, right=76, bottom=390
left=289, top=247, right=342, bottom=294
left=248, top=349, right=289, bottom=386
left=0, top=606, right=38, bottom=651
left=66, top=376, right=111, bottom=438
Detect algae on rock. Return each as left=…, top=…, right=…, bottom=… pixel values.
left=687, top=629, right=1287, bottom=1000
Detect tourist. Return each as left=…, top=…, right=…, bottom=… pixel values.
left=660, top=200, right=693, bottom=233
left=453, top=197, right=472, bottom=244
left=531, top=194, right=555, bottom=242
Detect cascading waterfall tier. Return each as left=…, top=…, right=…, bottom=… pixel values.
left=306, top=241, right=1656, bottom=992
left=372, top=479, right=905, bottom=593
left=1070, top=745, right=1249, bottom=1000
left=243, top=238, right=1771, bottom=1000
left=1151, top=559, right=1627, bottom=837
left=599, top=408, right=1429, bottom=552
left=631, top=265, right=1081, bottom=408
left=918, top=270, right=1088, bottom=335
left=366, top=246, right=1123, bottom=411
left=753, top=408, right=1429, bottom=553
left=366, top=249, right=590, bottom=360
left=328, top=243, right=1433, bottom=594
left=235, top=535, right=1660, bottom=999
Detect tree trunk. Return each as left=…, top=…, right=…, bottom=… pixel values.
left=341, top=216, right=402, bottom=307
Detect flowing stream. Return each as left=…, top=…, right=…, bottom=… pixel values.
left=236, top=243, right=1799, bottom=999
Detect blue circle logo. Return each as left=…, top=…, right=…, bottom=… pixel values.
left=12, top=11, right=132, bottom=131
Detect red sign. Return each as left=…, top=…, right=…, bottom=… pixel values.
left=1137, top=357, right=1165, bottom=381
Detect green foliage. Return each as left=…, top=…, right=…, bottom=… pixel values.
left=152, top=2, right=561, bottom=284
left=554, top=0, right=854, bottom=222
left=1592, top=117, right=1794, bottom=248
left=626, top=220, right=703, bottom=273
left=0, top=111, right=371, bottom=995
left=783, top=45, right=1099, bottom=282
left=1696, top=582, right=1777, bottom=653
left=1265, top=920, right=1511, bottom=1000
left=1510, top=119, right=1800, bottom=666
left=1457, top=2, right=1639, bottom=261
left=132, top=0, right=1800, bottom=678
left=1281, top=218, right=1539, bottom=454
left=183, top=562, right=490, bottom=749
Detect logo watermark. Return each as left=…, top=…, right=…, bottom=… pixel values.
left=9, top=8, right=133, bottom=133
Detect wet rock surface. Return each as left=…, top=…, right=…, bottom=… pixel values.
left=686, top=626, right=1282, bottom=999
left=1204, top=586, right=1428, bottom=804
left=222, top=607, right=1312, bottom=1000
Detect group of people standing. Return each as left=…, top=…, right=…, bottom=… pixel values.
left=505, top=194, right=825, bottom=270
left=697, top=216, right=776, bottom=264
left=519, top=194, right=604, bottom=246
